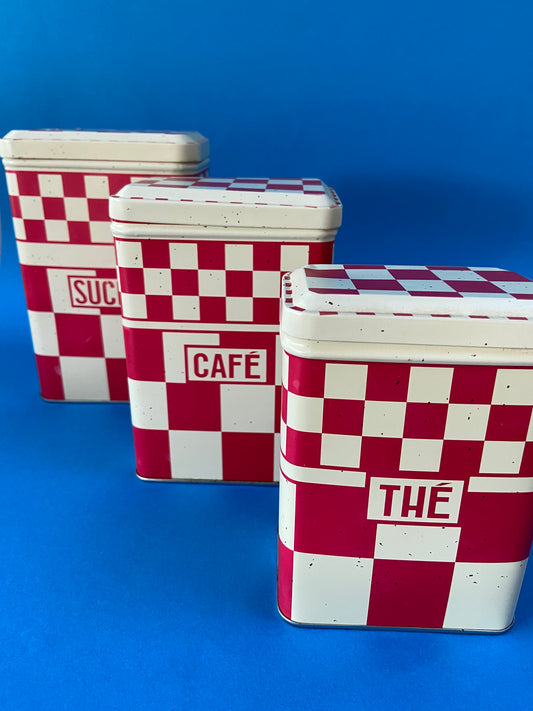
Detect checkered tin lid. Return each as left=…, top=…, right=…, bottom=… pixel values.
left=281, top=264, right=533, bottom=350
left=109, top=177, right=342, bottom=230
left=0, top=130, right=209, bottom=164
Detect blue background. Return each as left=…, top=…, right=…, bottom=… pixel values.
left=1, top=1, right=533, bottom=708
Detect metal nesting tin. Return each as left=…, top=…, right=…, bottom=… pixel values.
left=110, top=177, right=342, bottom=482
left=0, top=129, right=209, bottom=401
left=278, top=264, right=533, bottom=632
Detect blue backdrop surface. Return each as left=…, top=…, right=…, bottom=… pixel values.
left=0, top=1, right=532, bottom=709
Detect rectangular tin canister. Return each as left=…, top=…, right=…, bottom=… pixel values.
left=278, top=264, right=533, bottom=632
left=0, top=130, right=209, bottom=401
left=110, top=177, right=342, bottom=483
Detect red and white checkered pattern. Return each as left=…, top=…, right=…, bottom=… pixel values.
left=303, top=265, right=533, bottom=301
left=5, top=170, right=206, bottom=400
left=278, top=354, right=533, bottom=631
left=119, top=238, right=334, bottom=481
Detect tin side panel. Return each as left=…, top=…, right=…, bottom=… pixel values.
left=117, top=237, right=334, bottom=482
left=278, top=352, right=533, bottom=630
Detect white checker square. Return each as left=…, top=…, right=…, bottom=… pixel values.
left=280, top=244, right=309, bottom=271
left=286, top=391, right=324, bottom=433
left=115, top=240, right=143, bottom=268
left=397, top=279, right=456, bottom=293
left=444, top=404, right=490, bottom=440
left=19, top=196, right=44, bottom=220
left=280, top=419, right=287, bottom=455
left=169, top=242, right=198, bottom=269
left=221, top=384, right=275, bottom=432
left=431, top=269, right=486, bottom=282
left=291, top=552, right=373, bottom=626
left=13, top=219, right=26, bottom=240
left=279, top=474, right=296, bottom=548
left=64, top=197, right=89, bottom=222
left=374, top=524, right=460, bottom=562
left=60, top=356, right=110, bottom=400
left=527, top=411, right=533, bottom=441
left=90, top=222, right=114, bottom=244
left=128, top=379, right=168, bottom=429
left=225, top=297, right=253, bottom=322
left=121, top=293, right=147, bottom=319
left=479, top=441, right=525, bottom=474
left=407, top=366, right=453, bottom=403
left=172, top=295, right=200, bottom=321
left=169, top=430, right=223, bottom=480
left=362, top=401, right=406, bottom=438
left=324, top=363, right=368, bottom=400
left=198, top=269, right=226, bottom=296
left=27, top=311, right=59, bottom=356
left=143, top=268, right=172, bottom=295
left=492, top=369, right=533, bottom=405
left=345, top=268, right=393, bottom=280
left=84, top=175, right=110, bottom=199
left=47, top=268, right=99, bottom=315
left=253, top=271, right=281, bottom=298
left=101, top=314, right=126, bottom=358
left=44, top=220, right=70, bottom=242
left=282, top=352, right=289, bottom=389
left=399, top=439, right=443, bottom=472
left=225, top=243, right=253, bottom=270
left=443, top=560, right=527, bottom=632
left=320, top=433, right=361, bottom=468
left=305, top=277, right=354, bottom=292
left=5, top=172, right=20, bottom=196
left=495, top=281, right=533, bottom=295
left=38, top=173, right=64, bottom=197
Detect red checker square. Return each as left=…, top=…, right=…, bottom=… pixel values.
left=123, top=327, right=165, bottom=381
left=457, top=491, right=533, bottom=563
left=359, top=437, right=403, bottom=475
left=449, top=365, right=497, bottom=404
left=42, top=197, right=66, bottom=220
left=167, top=381, right=221, bottom=431
left=197, top=241, right=225, bottom=270
left=439, top=440, right=484, bottom=477
left=403, top=402, right=448, bottom=439
left=365, top=362, right=411, bottom=401
left=277, top=537, right=294, bottom=621
left=323, top=398, right=364, bottom=436
left=293, top=481, right=377, bottom=558
left=15, top=171, right=40, bottom=195
left=55, top=313, right=104, bottom=357
left=284, top=428, right=322, bottom=468
left=108, top=174, right=132, bottom=196
left=133, top=426, right=171, bottom=479
left=253, top=298, right=280, bottom=325
left=476, top=270, right=531, bottom=283
left=199, top=296, right=226, bottom=322
left=366, top=560, right=454, bottom=629
left=171, top=269, right=199, bottom=296
left=389, top=268, right=439, bottom=280
left=87, top=198, right=109, bottom=222
left=55, top=313, right=105, bottom=358
left=35, top=354, right=65, bottom=400
left=281, top=385, right=288, bottom=424
left=145, top=295, right=174, bottom=322
left=142, top=240, right=171, bottom=269
left=287, top=354, right=326, bottom=397
left=62, top=173, right=87, bottom=197
left=222, top=432, right=275, bottom=482
left=275, top=384, right=282, bottom=433
left=118, top=266, right=144, bottom=294
left=23, top=220, right=47, bottom=242
left=519, top=442, right=533, bottom=475
left=226, top=270, right=253, bottom=297
left=308, top=240, right=334, bottom=264
left=352, top=279, right=405, bottom=291
left=9, top=195, right=22, bottom=218
left=485, top=405, right=532, bottom=441
left=253, top=243, right=281, bottom=271
left=106, top=358, right=129, bottom=401
left=445, top=280, right=505, bottom=294
left=67, top=222, right=91, bottom=243
left=20, top=265, right=52, bottom=311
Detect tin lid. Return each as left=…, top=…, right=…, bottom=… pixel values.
left=0, top=130, right=209, bottom=164
left=109, top=177, right=342, bottom=230
left=281, top=264, right=533, bottom=350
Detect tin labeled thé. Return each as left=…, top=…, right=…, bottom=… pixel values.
left=278, top=264, right=533, bottom=632
left=110, top=177, right=342, bottom=483
left=0, top=129, right=209, bottom=401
